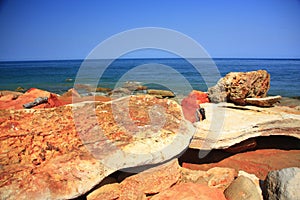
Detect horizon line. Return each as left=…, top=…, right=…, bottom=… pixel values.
left=1, top=57, right=300, bottom=62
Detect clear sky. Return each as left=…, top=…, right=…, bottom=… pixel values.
left=0, top=0, right=299, bottom=61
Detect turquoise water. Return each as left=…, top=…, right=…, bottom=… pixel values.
left=0, top=58, right=299, bottom=97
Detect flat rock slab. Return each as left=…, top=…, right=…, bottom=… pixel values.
left=245, top=95, right=281, bottom=107
left=0, top=95, right=194, bottom=199
left=190, top=103, right=300, bottom=150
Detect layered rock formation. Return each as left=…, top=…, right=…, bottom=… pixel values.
left=0, top=95, right=194, bottom=199
left=208, top=70, right=270, bottom=105
left=190, top=102, right=300, bottom=150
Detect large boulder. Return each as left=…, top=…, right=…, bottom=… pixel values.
left=208, top=70, right=270, bottom=105
left=224, top=175, right=263, bottom=200
left=0, top=95, right=194, bottom=199
left=265, top=167, right=300, bottom=200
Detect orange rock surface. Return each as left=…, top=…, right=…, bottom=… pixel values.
left=183, top=149, right=300, bottom=180
left=150, top=182, right=226, bottom=200
left=0, top=88, right=66, bottom=109
left=0, top=95, right=192, bottom=199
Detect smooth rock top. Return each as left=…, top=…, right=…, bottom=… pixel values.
left=0, top=95, right=194, bottom=199
left=190, top=102, right=300, bottom=150
left=208, top=70, right=270, bottom=105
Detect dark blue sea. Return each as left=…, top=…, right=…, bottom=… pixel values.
left=0, top=58, right=299, bottom=97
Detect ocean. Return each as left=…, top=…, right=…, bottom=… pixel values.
left=0, top=58, right=299, bottom=97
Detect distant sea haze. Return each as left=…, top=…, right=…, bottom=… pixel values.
left=0, top=58, right=299, bottom=97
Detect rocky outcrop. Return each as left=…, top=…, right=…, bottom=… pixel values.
left=190, top=102, right=300, bottom=150
left=182, top=149, right=300, bottom=180
left=0, top=95, right=194, bottom=199
left=265, top=167, right=300, bottom=200
left=0, top=88, right=64, bottom=109
left=208, top=70, right=270, bottom=105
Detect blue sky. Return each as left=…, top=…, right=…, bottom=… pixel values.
left=0, top=0, right=299, bottom=61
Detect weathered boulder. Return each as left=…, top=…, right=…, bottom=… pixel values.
left=208, top=70, right=270, bottom=105
left=265, top=167, right=300, bottom=200
left=0, top=95, right=194, bottom=199
left=245, top=95, right=281, bottom=107
left=190, top=102, right=300, bottom=150
left=182, top=149, right=300, bottom=180
left=118, top=159, right=180, bottom=199
left=147, top=89, right=175, bottom=98
left=224, top=175, right=263, bottom=200
left=150, top=182, right=227, bottom=200
left=180, top=167, right=237, bottom=191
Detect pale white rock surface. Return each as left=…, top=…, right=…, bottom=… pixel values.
left=265, top=167, right=300, bottom=200
left=190, top=102, right=300, bottom=150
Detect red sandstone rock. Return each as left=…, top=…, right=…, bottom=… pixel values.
left=189, top=90, right=209, bottom=104
left=181, top=90, right=208, bottom=123
left=87, top=183, right=121, bottom=200
left=180, top=167, right=237, bottom=191
left=0, top=88, right=65, bottom=109
left=181, top=95, right=199, bottom=123
left=0, top=94, right=17, bottom=101
left=119, top=159, right=180, bottom=199
left=182, top=149, right=300, bottom=180
left=0, top=95, right=193, bottom=199
left=150, top=182, right=226, bottom=200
